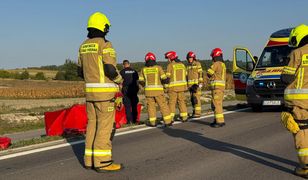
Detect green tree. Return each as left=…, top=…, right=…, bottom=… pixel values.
left=18, top=70, right=30, bottom=80
left=55, top=71, right=66, bottom=80
left=34, top=72, right=46, bottom=80
left=53, top=59, right=82, bottom=81
left=62, top=59, right=82, bottom=81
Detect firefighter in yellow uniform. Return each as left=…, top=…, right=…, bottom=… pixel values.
left=186, top=51, right=203, bottom=118
left=78, top=12, right=123, bottom=172
left=165, top=51, right=188, bottom=122
left=207, top=48, right=226, bottom=128
left=139, top=52, right=172, bottom=127
left=280, top=24, right=308, bottom=178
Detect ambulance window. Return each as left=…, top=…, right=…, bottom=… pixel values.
left=260, top=52, right=272, bottom=66
left=256, top=46, right=292, bottom=68
left=235, top=49, right=254, bottom=71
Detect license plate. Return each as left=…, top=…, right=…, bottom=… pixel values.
left=262, top=100, right=281, bottom=106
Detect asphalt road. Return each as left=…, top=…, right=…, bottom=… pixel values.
left=0, top=108, right=303, bottom=180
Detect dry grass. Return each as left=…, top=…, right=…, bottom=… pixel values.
left=0, top=79, right=84, bottom=99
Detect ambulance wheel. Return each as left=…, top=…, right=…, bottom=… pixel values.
left=251, top=104, right=262, bottom=112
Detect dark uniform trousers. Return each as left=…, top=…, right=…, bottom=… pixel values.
left=122, top=87, right=139, bottom=123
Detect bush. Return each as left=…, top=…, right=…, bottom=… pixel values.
left=17, top=70, right=30, bottom=80
left=34, top=72, right=46, bottom=80
left=64, top=60, right=81, bottom=81
left=55, top=71, right=66, bottom=80
left=53, top=59, right=82, bottom=81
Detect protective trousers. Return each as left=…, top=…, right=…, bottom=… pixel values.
left=84, top=101, right=115, bottom=168
left=168, top=91, right=188, bottom=120
left=190, top=88, right=202, bottom=116
left=211, top=89, right=224, bottom=123
left=292, top=107, right=308, bottom=168
left=146, top=94, right=172, bottom=125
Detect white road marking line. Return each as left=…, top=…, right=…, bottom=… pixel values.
left=0, top=108, right=250, bottom=160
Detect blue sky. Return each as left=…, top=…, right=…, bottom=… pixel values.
left=0, top=0, right=307, bottom=69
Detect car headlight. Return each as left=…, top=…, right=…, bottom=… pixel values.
left=246, top=78, right=254, bottom=86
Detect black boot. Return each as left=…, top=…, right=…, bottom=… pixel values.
left=210, top=122, right=225, bottom=128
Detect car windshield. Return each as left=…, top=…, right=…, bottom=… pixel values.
left=256, top=45, right=293, bottom=68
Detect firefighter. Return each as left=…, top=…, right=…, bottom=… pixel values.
left=165, top=51, right=188, bottom=122
left=207, top=48, right=226, bottom=128
left=120, top=60, right=139, bottom=124
left=78, top=12, right=123, bottom=172
left=186, top=51, right=203, bottom=118
left=280, top=24, right=308, bottom=178
left=139, top=52, right=172, bottom=127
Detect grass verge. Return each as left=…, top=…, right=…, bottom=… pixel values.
left=0, top=104, right=66, bottom=115
left=8, top=136, right=64, bottom=149
left=0, top=119, right=45, bottom=135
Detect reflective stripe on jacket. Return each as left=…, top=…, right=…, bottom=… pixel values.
left=207, top=61, right=226, bottom=90
left=187, top=61, right=203, bottom=87
left=166, top=61, right=188, bottom=92
left=78, top=38, right=122, bottom=101
left=283, top=44, right=308, bottom=109
left=139, top=65, right=166, bottom=97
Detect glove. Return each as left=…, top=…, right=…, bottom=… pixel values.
left=115, top=97, right=123, bottom=111
left=281, top=112, right=300, bottom=134
left=198, top=84, right=203, bottom=89
left=161, top=77, right=170, bottom=84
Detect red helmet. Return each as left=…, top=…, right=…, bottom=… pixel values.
left=186, top=51, right=196, bottom=60
left=165, top=51, right=178, bottom=60
left=210, top=48, right=223, bottom=58
left=145, top=52, right=156, bottom=61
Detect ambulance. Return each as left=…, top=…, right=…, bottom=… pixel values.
left=233, top=28, right=294, bottom=111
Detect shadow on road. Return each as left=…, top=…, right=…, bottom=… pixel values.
left=162, top=127, right=297, bottom=174
left=69, top=141, right=85, bottom=166
left=62, top=136, right=85, bottom=167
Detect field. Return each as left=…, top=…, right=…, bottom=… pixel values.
left=0, top=73, right=233, bottom=99
left=0, top=79, right=84, bottom=99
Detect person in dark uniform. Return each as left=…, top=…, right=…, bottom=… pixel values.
left=120, top=60, right=139, bottom=124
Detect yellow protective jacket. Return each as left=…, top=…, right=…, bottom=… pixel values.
left=207, top=61, right=226, bottom=91
left=78, top=38, right=122, bottom=101
left=166, top=60, right=188, bottom=92
left=187, top=60, right=203, bottom=88
left=282, top=44, right=308, bottom=109
left=139, top=65, right=167, bottom=97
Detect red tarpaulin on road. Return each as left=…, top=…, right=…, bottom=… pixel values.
left=115, top=105, right=127, bottom=129
left=45, top=104, right=87, bottom=136
left=63, top=104, right=87, bottom=133
left=0, top=137, right=11, bottom=150
left=115, top=103, right=142, bottom=128
left=136, top=103, right=142, bottom=122
left=44, top=109, right=66, bottom=136
left=45, top=103, right=143, bottom=136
